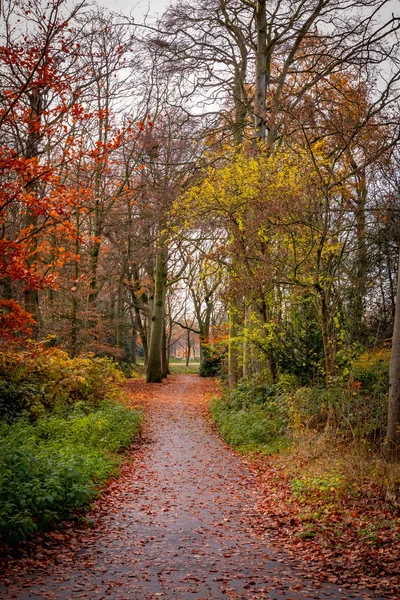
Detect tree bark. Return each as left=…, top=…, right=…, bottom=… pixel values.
left=254, top=0, right=267, bottom=142
left=23, top=88, right=43, bottom=340
left=243, top=304, right=250, bottom=378
left=186, top=329, right=191, bottom=367
left=127, top=267, right=149, bottom=365
left=350, top=160, right=368, bottom=339
left=228, top=301, right=241, bottom=387
left=146, top=247, right=167, bottom=383
left=115, top=275, right=124, bottom=362
left=387, top=249, right=400, bottom=451
left=161, top=316, right=169, bottom=378
left=319, top=289, right=335, bottom=386
left=131, top=325, right=137, bottom=365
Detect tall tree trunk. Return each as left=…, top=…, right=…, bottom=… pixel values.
left=319, top=289, right=335, bottom=386
left=351, top=161, right=368, bottom=338
left=146, top=247, right=167, bottom=383
left=387, top=250, right=396, bottom=321
left=243, top=304, right=251, bottom=378
left=186, top=329, right=191, bottom=367
left=128, top=309, right=138, bottom=365
left=131, top=326, right=137, bottom=365
left=254, top=0, right=267, bottom=142
left=23, top=89, right=43, bottom=339
left=233, top=70, right=247, bottom=147
left=161, top=316, right=168, bottom=379
left=115, top=275, right=124, bottom=362
left=228, top=302, right=241, bottom=387
left=387, top=249, right=400, bottom=451
left=167, top=315, right=173, bottom=368
left=70, top=222, right=81, bottom=358
left=259, top=298, right=278, bottom=384
left=129, top=295, right=148, bottom=364
left=87, top=203, right=102, bottom=334
left=226, top=56, right=248, bottom=386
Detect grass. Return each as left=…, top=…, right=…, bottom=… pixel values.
left=281, top=429, right=400, bottom=506
left=169, top=362, right=200, bottom=375
left=129, top=361, right=200, bottom=376
left=207, top=361, right=400, bottom=595
left=210, top=387, right=400, bottom=595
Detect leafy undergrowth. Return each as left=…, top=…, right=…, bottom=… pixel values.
left=0, top=402, right=143, bottom=545
left=209, top=373, right=400, bottom=598
left=0, top=347, right=144, bottom=546
left=0, top=380, right=148, bottom=572
left=209, top=388, right=288, bottom=454
left=0, top=347, right=125, bottom=420
left=243, top=441, right=400, bottom=598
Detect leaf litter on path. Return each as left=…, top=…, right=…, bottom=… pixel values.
left=0, top=375, right=387, bottom=599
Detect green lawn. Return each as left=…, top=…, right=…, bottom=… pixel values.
left=169, top=362, right=200, bottom=374
left=131, top=361, right=200, bottom=375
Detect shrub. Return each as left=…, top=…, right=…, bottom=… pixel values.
left=210, top=380, right=289, bottom=452
left=0, top=348, right=124, bottom=419
left=286, top=383, right=388, bottom=442
left=118, top=362, right=142, bottom=378
left=271, top=295, right=324, bottom=385
left=349, top=349, right=389, bottom=399
left=0, top=402, right=143, bottom=544
left=225, top=380, right=276, bottom=409
left=199, top=344, right=226, bottom=377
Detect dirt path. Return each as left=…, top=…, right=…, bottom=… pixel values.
left=0, top=375, right=378, bottom=600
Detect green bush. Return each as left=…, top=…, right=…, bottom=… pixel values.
left=349, top=349, right=389, bottom=399
left=0, top=402, right=143, bottom=544
left=225, top=380, right=276, bottom=409
left=199, top=344, right=226, bottom=377
left=210, top=348, right=390, bottom=455
left=210, top=380, right=289, bottom=452
left=0, top=348, right=124, bottom=419
left=118, top=362, right=142, bottom=378
left=271, top=295, right=324, bottom=384
left=287, top=383, right=387, bottom=441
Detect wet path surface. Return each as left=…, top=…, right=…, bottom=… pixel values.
left=0, top=375, right=378, bottom=599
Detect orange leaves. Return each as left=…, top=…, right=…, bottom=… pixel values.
left=138, top=116, right=154, bottom=131
left=0, top=299, right=35, bottom=339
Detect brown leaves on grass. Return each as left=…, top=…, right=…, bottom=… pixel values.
left=246, top=457, right=400, bottom=598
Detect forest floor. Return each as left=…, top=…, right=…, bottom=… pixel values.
left=0, top=374, right=390, bottom=600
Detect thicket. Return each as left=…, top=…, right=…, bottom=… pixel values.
left=211, top=349, right=390, bottom=453
left=199, top=344, right=226, bottom=378
left=0, top=348, right=143, bottom=544
left=0, top=348, right=123, bottom=420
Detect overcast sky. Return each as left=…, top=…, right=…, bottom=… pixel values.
left=94, top=0, right=399, bottom=21
left=95, top=0, right=171, bottom=19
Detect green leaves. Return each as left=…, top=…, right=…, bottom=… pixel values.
left=0, top=402, right=143, bottom=544
left=209, top=381, right=289, bottom=453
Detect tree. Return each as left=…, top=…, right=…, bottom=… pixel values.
left=0, top=0, right=89, bottom=340
left=388, top=248, right=400, bottom=450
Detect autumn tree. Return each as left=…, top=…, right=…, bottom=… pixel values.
left=0, top=0, right=91, bottom=340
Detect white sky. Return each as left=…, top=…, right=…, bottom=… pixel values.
left=95, top=0, right=400, bottom=21
left=95, top=0, right=171, bottom=19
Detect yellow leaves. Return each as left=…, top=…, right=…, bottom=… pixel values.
left=321, top=240, right=343, bottom=259
left=177, top=143, right=320, bottom=232
left=180, top=148, right=264, bottom=222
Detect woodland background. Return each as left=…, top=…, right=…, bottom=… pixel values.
left=1, top=0, right=400, bottom=571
